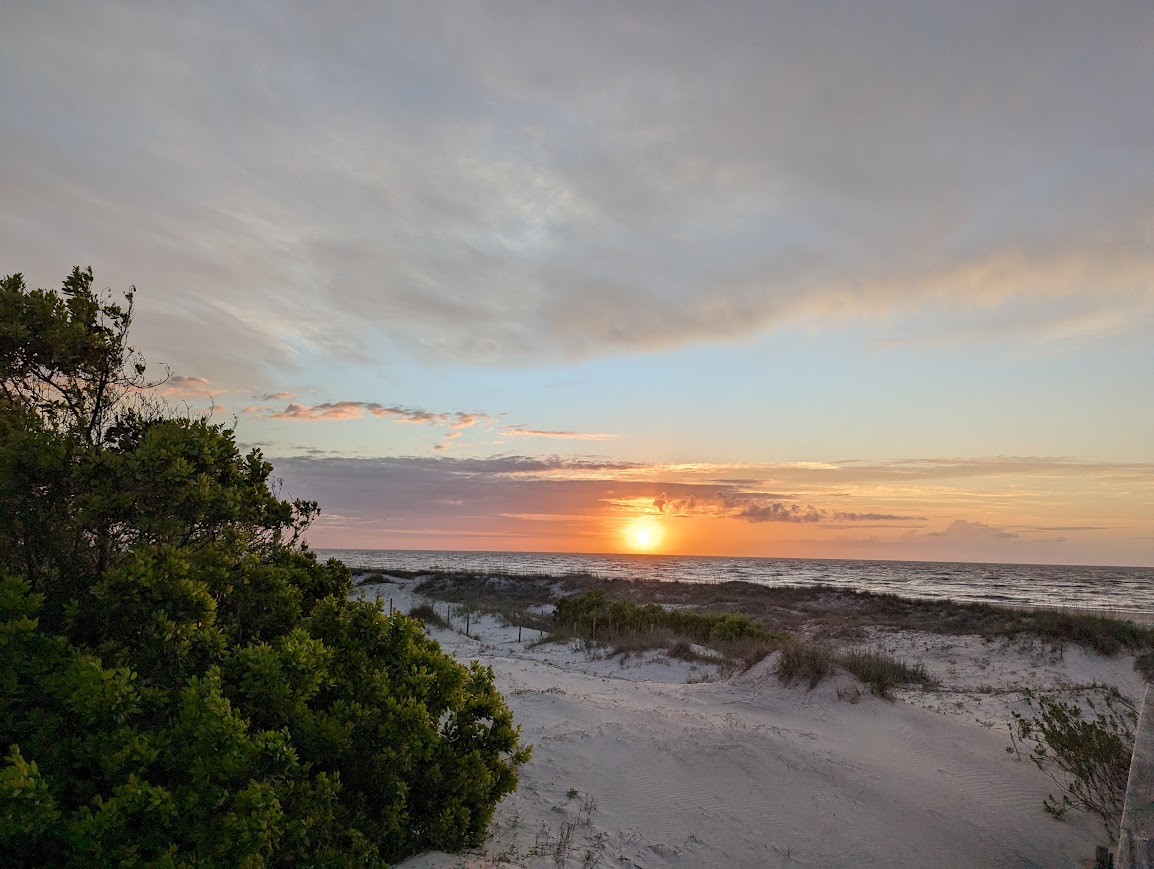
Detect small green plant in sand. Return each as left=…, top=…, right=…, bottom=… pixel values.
left=1007, top=687, right=1136, bottom=842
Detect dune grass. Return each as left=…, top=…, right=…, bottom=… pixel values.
left=399, top=569, right=1154, bottom=678
left=529, top=592, right=783, bottom=673
left=408, top=601, right=451, bottom=629
left=774, top=638, right=937, bottom=698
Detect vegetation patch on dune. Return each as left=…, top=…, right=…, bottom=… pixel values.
left=402, top=570, right=1154, bottom=680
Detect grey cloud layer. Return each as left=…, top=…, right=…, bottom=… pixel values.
left=654, top=491, right=921, bottom=524
left=272, top=454, right=923, bottom=533
left=3, top=1, right=1151, bottom=375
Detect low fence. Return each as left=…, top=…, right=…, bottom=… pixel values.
left=1119, top=682, right=1154, bottom=869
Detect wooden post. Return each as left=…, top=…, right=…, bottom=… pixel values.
left=389, top=598, right=393, bottom=616
left=1118, top=681, right=1154, bottom=869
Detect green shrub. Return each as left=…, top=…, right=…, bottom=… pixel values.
left=1007, top=688, right=1136, bottom=843
left=0, top=269, right=529, bottom=866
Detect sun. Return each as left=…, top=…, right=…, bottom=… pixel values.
left=624, top=517, right=664, bottom=552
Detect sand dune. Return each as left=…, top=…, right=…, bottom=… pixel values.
left=362, top=578, right=1143, bottom=868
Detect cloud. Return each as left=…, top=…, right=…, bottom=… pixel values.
left=451, top=414, right=483, bottom=429
left=651, top=490, right=921, bottom=524
left=736, top=502, right=823, bottom=524
left=255, top=391, right=296, bottom=401
left=501, top=426, right=618, bottom=440
left=919, top=519, right=1019, bottom=542
left=3, top=1, right=1150, bottom=376
left=267, top=401, right=489, bottom=425
left=155, top=375, right=213, bottom=397
left=271, top=402, right=369, bottom=421
left=831, top=456, right=1154, bottom=482
left=1006, top=525, right=1109, bottom=533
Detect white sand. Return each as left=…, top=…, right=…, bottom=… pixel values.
left=357, top=578, right=1146, bottom=869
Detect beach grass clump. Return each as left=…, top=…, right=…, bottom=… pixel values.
left=1135, top=650, right=1154, bottom=681
left=1005, top=609, right=1152, bottom=657
left=775, top=638, right=836, bottom=689
left=553, top=591, right=771, bottom=646
left=712, top=636, right=780, bottom=672
left=409, top=601, right=451, bottom=629
left=774, top=638, right=935, bottom=697
left=839, top=648, right=937, bottom=698
left=414, top=571, right=583, bottom=607
left=547, top=591, right=780, bottom=671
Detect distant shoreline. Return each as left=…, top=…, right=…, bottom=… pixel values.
left=328, top=548, right=1154, bottom=616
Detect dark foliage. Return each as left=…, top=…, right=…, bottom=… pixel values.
left=1008, top=688, right=1136, bottom=842
left=0, top=269, right=528, bottom=867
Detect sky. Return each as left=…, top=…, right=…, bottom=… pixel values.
left=2, top=1, right=1152, bottom=566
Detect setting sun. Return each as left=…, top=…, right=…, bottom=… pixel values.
left=623, top=517, right=664, bottom=551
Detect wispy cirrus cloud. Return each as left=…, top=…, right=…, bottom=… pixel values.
left=500, top=426, right=618, bottom=441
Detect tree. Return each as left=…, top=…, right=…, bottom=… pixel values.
left=0, top=269, right=529, bottom=866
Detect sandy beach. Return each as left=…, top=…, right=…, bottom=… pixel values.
left=358, top=576, right=1148, bottom=869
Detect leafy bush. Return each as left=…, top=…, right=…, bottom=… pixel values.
left=1007, top=688, right=1136, bottom=842
left=0, top=269, right=529, bottom=866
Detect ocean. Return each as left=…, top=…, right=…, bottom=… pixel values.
left=316, top=549, right=1154, bottom=616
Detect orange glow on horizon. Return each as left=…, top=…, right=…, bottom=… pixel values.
left=623, top=517, right=664, bottom=551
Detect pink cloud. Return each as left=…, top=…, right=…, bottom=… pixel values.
left=271, top=401, right=368, bottom=420
left=156, top=375, right=213, bottom=397
left=265, top=401, right=499, bottom=435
